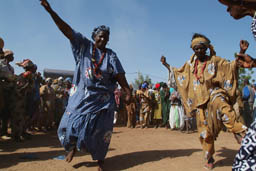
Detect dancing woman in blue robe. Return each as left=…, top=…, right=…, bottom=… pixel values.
left=40, top=1, right=131, bottom=170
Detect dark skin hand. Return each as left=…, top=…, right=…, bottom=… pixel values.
left=40, top=0, right=108, bottom=52
left=239, top=40, right=249, bottom=54
left=160, top=56, right=171, bottom=71
left=236, top=40, right=256, bottom=68
left=115, top=73, right=131, bottom=104
left=40, top=0, right=73, bottom=40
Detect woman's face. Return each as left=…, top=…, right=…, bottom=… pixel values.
left=226, top=5, right=248, bottom=19
left=193, top=44, right=207, bottom=59
left=94, top=31, right=109, bottom=50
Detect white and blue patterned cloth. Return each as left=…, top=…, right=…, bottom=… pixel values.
left=251, top=13, right=256, bottom=41
left=57, top=29, right=125, bottom=160
left=233, top=121, right=256, bottom=171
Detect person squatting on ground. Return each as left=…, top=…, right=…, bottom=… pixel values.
left=40, top=0, right=131, bottom=170
left=161, top=33, right=251, bottom=170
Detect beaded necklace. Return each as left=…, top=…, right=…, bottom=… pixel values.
left=194, top=56, right=208, bottom=81
left=91, top=45, right=106, bottom=78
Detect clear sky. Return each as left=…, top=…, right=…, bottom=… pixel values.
left=1, top=0, right=255, bottom=84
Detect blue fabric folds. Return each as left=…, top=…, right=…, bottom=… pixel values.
left=58, top=109, right=114, bottom=160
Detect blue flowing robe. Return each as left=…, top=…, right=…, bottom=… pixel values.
left=58, top=30, right=125, bottom=160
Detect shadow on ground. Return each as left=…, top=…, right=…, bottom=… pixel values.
left=215, top=147, right=238, bottom=168
left=0, top=130, right=61, bottom=153
left=73, top=148, right=201, bottom=170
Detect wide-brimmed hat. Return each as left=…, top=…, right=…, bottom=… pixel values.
left=16, top=59, right=34, bottom=68
left=3, top=49, right=13, bottom=57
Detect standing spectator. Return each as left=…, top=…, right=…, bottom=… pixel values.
left=138, top=82, right=151, bottom=128
left=39, top=78, right=56, bottom=131
left=0, top=49, right=15, bottom=138
left=160, top=83, right=170, bottom=128
left=242, top=78, right=255, bottom=127
left=126, top=84, right=136, bottom=128
left=153, top=83, right=162, bottom=128
left=169, top=87, right=185, bottom=130
left=113, top=84, right=121, bottom=124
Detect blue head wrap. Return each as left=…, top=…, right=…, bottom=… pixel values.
left=64, top=77, right=72, bottom=83
left=91, top=25, right=110, bottom=41
left=142, top=83, right=148, bottom=89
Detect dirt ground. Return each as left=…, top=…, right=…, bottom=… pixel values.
left=0, top=127, right=240, bottom=171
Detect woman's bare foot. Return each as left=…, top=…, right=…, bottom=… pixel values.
left=97, top=160, right=104, bottom=171
left=65, top=148, right=76, bottom=163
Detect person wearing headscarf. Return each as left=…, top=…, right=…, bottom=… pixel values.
left=40, top=0, right=131, bottom=170
left=161, top=33, right=251, bottom=170
left=153, top=83, right=162, bottom=128
left=39, top=77, right=56, bottom=131
left=137, top=82, right=152, bottom=128
left=169, top=86, right=185, bottom=130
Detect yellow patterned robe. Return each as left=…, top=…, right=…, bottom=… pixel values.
left=171, top=54, right=246, bottom=139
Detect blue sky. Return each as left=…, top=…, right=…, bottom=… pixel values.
left=1, top=0, right=255, bottom=84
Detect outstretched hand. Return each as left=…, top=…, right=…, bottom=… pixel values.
left=160, top=56, right=166, bottom=64
left=40, top=0, right=51, bottom=11
left=240, top=40, right=249, bottom=54
left=236, top=53, right=254, bottom=68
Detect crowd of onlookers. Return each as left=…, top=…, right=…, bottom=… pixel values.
left=0, top=42, right=195, bottom=143
left=113, top=81, right=196, bottom=132
left=1, top=40, right=256, bottom=143
left=0, top=41, right=72, bottom=141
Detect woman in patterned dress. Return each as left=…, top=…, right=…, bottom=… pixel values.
left=40, top=0, right=131, bottom=170
left=161, top=33, right=252, bottom=170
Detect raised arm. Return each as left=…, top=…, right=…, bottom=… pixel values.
left=239, top=40, right=249, bottom=54
left=160, top=56, right=170, bottom=72
left=236, top=40, right=256, bottom=68
left=40, top=0, right=73, bottom=41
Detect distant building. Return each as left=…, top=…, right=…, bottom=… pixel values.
left=43, top=68, right=74, bottom=79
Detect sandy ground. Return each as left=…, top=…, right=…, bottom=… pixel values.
left=0, top=127, right=240, bottom=171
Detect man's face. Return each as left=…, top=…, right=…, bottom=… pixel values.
left=227, top=5, right=248, bottom=19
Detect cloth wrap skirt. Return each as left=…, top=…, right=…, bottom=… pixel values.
left=57, top=109, right=114, bottom=160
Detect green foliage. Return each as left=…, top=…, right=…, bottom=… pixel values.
left=133, top=72, right=152, bottom=90
left=238, top=67, right=255, bottom=89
